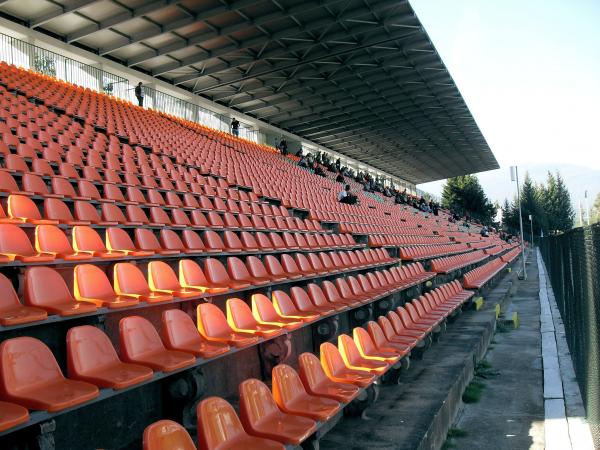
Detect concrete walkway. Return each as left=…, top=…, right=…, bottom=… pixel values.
left=452, top=251, right=545, bottom=450
left=538, top=250, right=595, bottom=450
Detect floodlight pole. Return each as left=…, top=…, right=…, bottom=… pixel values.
left=529, top=214, right=534, bottom=247
left=511, top=166, right=527, bottom=280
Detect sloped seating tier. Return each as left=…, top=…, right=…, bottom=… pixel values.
left=462, top=257, right=508, bottom=289
left=399, top=243, right=471, bottom=261
left=0, top=257, right=427, bottom=330
left=500, top=247, right=521, bottom=263
left=368, top=234, right=452, bottom=247
left=430, top=250, right=489, bottom=274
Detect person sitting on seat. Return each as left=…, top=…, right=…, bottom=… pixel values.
left=338, top=184, right=358, bottom=205
left=335, top=172, right=345, bottom=183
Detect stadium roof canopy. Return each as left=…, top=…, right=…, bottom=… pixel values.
left=0, top=0, right=499, bottom=183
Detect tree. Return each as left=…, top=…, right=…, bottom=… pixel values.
left=592, top=192, right=600, bottom=224
left=441, top=175, right=496, bottom=225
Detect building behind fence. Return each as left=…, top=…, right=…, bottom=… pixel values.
left=540, top=223, right=600, bottom=446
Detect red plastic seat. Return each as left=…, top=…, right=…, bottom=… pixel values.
left=143, top=420, right=197, bottom=450
left=227, top=256, right=270, bottom=285
left=298, top=352, right=359, bottom=403
left=197, top=397, right=285, bottom=450
left=119, top=316, right=196, bottom=372
left=24, top=266, right=97, bottom=316
left=161, top=309, right=230, bottom=358
left=74, top=264, right=139, bottom=309
left=272, top=364, right=340, bottom=421
left=353, top=326, right=403, bottom=363
left=239, top=378, right=316, bottom=445
left=0, top=224, right=54, bottom=262
left=148, top=261, right=203, bottom=298
left=0, top=272, right=47, bottom=326
left=337, top=334, right=388, bottom=374
left=67, top=325, right=153, bottom=389
left=290, top=286, right=334, bottom=315
left=196, top=303, right=258, bottom=347
left=34, top=225, right=88, bottom=260
left=114, top=262, right=173, bottom=303
left=0, top=337, right=99, bottom=412
left=0, top=401, right=29, bottom=432
left=306, top=283, right=346, bottom=312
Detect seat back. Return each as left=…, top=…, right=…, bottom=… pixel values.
left=8, top=195, right=42, bottom=221
left=0, top=273, right=21, bottom=310
left=24, top=266, right=76, bottom=308
left=35, top=224, right=74, bottom=256
left=119, top=316, right=165, bottom=360
left=67, top=326, right=120, bottom=376
left=106, top=228, right=137, bottom=253
left=161, top=309, right=204, bottom=350
left=203, top=258, right=231, bottom=285
left=319, top=342, right=346, bottom=378
left=197, top=397, right=248, bottom=450
left=72, top=226, right=106, bottom=253
left=148, top=261, right=181, bottom=292
left=179, top=259, right=209, bottom=289
left=251, top=293, right=279, bottom=322
left=0, top=223, right=37, bottom=257
left=298, top=352, right=329, bottom=391
left=114, top=263, right=151, bottom=297
left=44, top=198, right=75, bottom=223
left=272, top=364, right=308, bottom=405
left=74, top=264, right=115, bottom=301
left=238, top=378, right=280, bottom=429
left=143, top=420, right=196, bottom=450
left=197, top=303, right=231, bottom=339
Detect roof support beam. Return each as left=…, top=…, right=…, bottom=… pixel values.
left=30, top=0, right=97, bottom=28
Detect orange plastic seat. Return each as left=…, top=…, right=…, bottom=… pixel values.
left=74, top=264, right=139, bottom=309
left=227, top=256, right=270, bottom=285
left=298, top=352, right=359, bottom=403
left=67, top=325, right=153, bottom=389
left=272, top=364, right=341, bottom=421
left=161, top=309, right=230, bottom=359
left=319, top=342, right=376, bottom=387
left=119, top=316, right=195, bottom=372
left=160, top=229, right=192, bottom=253
left=197, top=397, right=285, bottom=450
left=239, top=378, right=316, bottom=445
left=353, top=326, right=402, bottom=364
left=0, top=224, right=55, bottom=262
left=44, top=198, right=88, bottom=225
left=204, top=258, right=250, bottom=290
left=106, top=227, right=154, bottom=256
left=34, top=224, right=90, bottom=260
left=24, top=266, right=97, bottom=317
left=251, top=293, right=303, bottom=330
left=245, top=255, right=285, bottom=282
left=148, top=260, right=202, bottom=298
left=306, top=283, right=346, bottom=312
left=182, top=229, right=208, bottom=253
left=72, top=226, right=126, bottom=258
left=143, top=420, right=197, bottom=450
left=226, top=298, right=282, bottom=337
left=272, top=290, right=319, bottom=322
left=0, top=337, right=99, bottom=412
left=22, top=173, right=61, bottom=198
left=338, top=334, right=388, bottom=374
left=196, top=303, right=258, bottom=347
left=178, top=259, right=229, bottom=294
left=135, top=228, right=179, bottom=255
left=0, top=401, right=29, bottom=432
left=290, top=286, right=334, bottom=315
left=7, top=195, right=57, bottom=225
left=114, top=262, right=173, bottom=303
left=0, top=273, right=48, bottom=326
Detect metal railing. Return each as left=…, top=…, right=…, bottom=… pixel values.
left=540, top=224, right=600, bottom=447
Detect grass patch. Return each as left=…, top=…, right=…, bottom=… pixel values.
left=462, top=380, right=486, bottom=403
left=477, top=359, right=492, bottom=370
left=442, top=427, right=468, bottom=449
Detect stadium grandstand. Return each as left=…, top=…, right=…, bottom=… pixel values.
left=0, top=1, right=550, bottom=450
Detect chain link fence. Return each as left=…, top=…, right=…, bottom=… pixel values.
left=540, top=223, right=600, bottom=446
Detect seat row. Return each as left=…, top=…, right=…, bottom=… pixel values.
left=0, top=185, right=325, bottom=232
left=368, top=234, right=451, bottom=247
left=399, top=243, right=470, bottom=261
left=141, top=281, right=474, bottom=449
left=430, top=249, right=489, bottom=274
left=462, top=257, right=508, bottom=289
left=0, top=223, right=361, bottom=265
left=500, top=247, right=521, bottom=263
left=0, top=251, right=409, bottom=326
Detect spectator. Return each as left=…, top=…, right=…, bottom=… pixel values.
left=335, top=172, right=345, bottom=183
left=338, top=184, right=358, bottom=205
left=480, top=226, right=489, bottom=237
left=298, top=155, right=309, bottom=168
left=134, top=82, right=144, bottom=107
left=231, top=118, right=240, bottom=137
left=314, top=165, right=326, bottom=177
left=278, top=138, right=288, bottom=155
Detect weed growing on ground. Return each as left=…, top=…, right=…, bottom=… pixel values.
left=442, top=428, right=468, bottom=449
left=462, top=380, right=486, bottom=403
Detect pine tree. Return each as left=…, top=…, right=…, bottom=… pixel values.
left=441, top=175, right=496, bottom=225
left=552, top=172, right=575, bottom=231
left=593, top=192, right=600, bottom=224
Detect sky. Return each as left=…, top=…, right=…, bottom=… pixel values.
left=411, top=0, right=600, bottom=205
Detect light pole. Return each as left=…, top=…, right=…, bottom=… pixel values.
left=510, top=166, right=527, bottom=280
